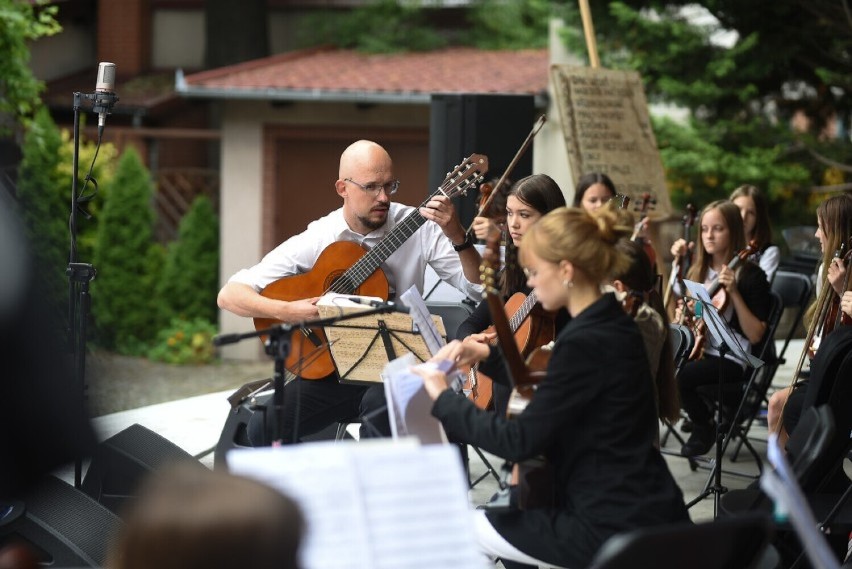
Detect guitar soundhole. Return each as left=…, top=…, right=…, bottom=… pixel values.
left=327, top=272, right=354, bottom=294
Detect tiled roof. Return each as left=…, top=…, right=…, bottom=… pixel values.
left=178, top=46, right=549, bottom=102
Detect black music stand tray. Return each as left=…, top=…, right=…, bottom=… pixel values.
left=682, top=280, right=764, bottom=518
left=317, top=305, right=446, bottom=385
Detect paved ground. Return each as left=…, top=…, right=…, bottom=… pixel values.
left=84, top=348, right=271, bottom=417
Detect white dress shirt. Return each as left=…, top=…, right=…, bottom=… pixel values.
left=228, top=202, right=482, bottom=301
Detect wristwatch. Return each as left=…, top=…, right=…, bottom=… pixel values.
left=452, top=232, right=474, bottom=252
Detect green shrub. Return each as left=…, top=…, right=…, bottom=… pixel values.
left=147, top=318, right=218, bottom=364
left=92, top=148, right=158, bottom=354
left=155, top=195, right=219, bottom=328
left=16, top=107, right=68, bottom=315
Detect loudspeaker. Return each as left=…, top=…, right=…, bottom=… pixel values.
left=429, top=94, right=535, bottom=227
left=81, top=423, right=202, bottom=515
left=0, top=476, right=121, bottom=567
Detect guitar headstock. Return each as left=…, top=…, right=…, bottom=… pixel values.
left=439, top=154, right=489, bottom=200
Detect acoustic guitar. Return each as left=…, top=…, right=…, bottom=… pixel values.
left=254, top=154, right=489, bottom=379
left=464, top=290, right=555, bottom=410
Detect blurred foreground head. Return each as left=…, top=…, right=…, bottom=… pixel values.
left=107, top=463, right=304, bottom=569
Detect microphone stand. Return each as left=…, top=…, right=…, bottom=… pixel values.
left=214, top=302, right=406, bottom=445
left=68, top=92, right=97, bottom=488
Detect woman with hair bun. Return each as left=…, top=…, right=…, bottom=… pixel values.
left=412, top=206, right=688, bottom=569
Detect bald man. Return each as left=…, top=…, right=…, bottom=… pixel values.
left=218, top=140, right=482, bottom=445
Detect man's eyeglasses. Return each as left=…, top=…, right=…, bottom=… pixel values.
left=344, top=178, right=400, bottom=196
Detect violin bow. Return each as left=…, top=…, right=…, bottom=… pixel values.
left=465, top=114, right=547, bottom=233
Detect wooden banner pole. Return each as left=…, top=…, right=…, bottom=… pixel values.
left=578, top=0, right=601, bottom=68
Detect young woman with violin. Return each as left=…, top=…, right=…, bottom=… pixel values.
left=572, top=171, right=616, bottom=211
left=459, top=174, right=569, bottom=416
left=730, top=184, right=780, bottom=283
left=610, top=239, right=680, bottom=433
left=412, top=206, right=688, bottom=569
left=673, top=200, right=771, bottom=458
left=768, top=193, right=852, bottom=445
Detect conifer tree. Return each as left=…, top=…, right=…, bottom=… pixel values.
left=92, top=148, right=158, bottom=353
left=156, top=195, right=219, bottom=327
left=16, top=107, right=68, bottom=315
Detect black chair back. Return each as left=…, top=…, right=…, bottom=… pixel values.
left=785, top=405, right=835, bottom=488
left=771, top=270, right=814, bottom=364
left=589, top=514, right=774, bottom=569
left=425, top=300, right=475, bottom=341
left=668, top=323, right=694, bottom=378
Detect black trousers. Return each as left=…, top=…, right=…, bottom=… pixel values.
left=678, top=355, right=746, bottom=425
left=247, top=374, right=391, bottom=445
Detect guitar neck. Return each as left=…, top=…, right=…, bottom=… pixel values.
left=508, top=291, right=538, bottom=332
left=328, top=209, right=427, bottom=294
left=327, top=154, right=487, bottom=295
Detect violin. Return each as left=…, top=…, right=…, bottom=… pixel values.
left=663, top=204, right=696, bottom=310
left=778, top=239, right=852, bottom=436
left=687, top=240, right=758, bottom=361
left=800, top=241, right=852, bottom=361
left=630, top=192, right=658, bottom=268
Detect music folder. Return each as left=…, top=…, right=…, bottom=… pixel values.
left=316, top=293, right=447, bottom=384
left=683, top=279, right=764, bottom=370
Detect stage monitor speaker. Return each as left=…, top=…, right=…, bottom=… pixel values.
left=429, top=94, right=535, bottom=228
left=0, top=475, right=121, bottom=567
left=81, top=423, right=203, bottom=515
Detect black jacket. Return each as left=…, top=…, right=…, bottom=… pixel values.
left=432, top=293, right=689, bottom=567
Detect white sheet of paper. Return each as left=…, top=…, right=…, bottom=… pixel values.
left=228, top=443, right=488, bottom=569
left=383, top=355, right=447, bottom=445
left=400, top=285, right=445, bottom=355
left=760, top=434, right=840, bottom=569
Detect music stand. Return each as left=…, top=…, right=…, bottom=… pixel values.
left=317, top=303, right=446, bottom=384
left=213, top=303, right=410, bottom=444
left=682, top=280, right=764, bottom=518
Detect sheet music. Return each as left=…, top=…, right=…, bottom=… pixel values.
left=683, top=279, right=764, bottom=369
left=383, top=354, right=448, bottom=445
left=228, top=444, right=373, bottom=569
left=400, top=285, right=445, bottom=355
left=760, top=434, right=840, bottom=569
left=228, top=443, right=488, bottom=569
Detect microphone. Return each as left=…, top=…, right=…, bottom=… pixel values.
left=344, top=297, right=410, bottom=314
left=92, top=62, right=119, bottom=130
